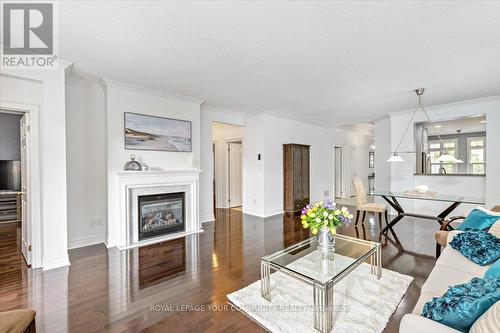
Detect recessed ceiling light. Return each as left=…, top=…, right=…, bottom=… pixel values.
left=434, top=125, right=442, bottom=128
left=480, top=120, right=486, bottom=124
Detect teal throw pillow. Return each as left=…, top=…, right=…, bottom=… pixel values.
left=449, top=230, right=500, bottom=266
left=422, top=277, right=500, bottom=332
left=457, top=207, right=500, bottom=231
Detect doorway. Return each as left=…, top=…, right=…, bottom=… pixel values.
left=334, top=146, right=343, bottom=198
left=228, top=141, right=242, bottom=208
left=0, top=110, right=31, bottom=266
left=212, top=122, right=244, bottom=213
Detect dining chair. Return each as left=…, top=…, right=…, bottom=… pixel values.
left=352, top=177, right=389, bottom=229
left=0, top=309, right=36, bottom=333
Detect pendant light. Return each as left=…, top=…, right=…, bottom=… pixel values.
left=388, top=88, right=458, bottom=163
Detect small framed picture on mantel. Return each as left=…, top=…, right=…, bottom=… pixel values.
left=124, top=112, right=192, bottom=152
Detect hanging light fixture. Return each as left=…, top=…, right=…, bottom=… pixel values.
left=388, top=88, right=458, bottom=163
left=387, top=153, right=404, bottom=162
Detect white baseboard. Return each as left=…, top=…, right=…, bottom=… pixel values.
left=43, top=255, right=70, bottom=271
left=200, top=214, right=215, bottom=223
left=264, top=209, right=284, bottom=218
left=242, top=208, right=265, bottom=217
left=242, top=208, right=284, bottom=219
left=68, top=234, right=105, bottom=250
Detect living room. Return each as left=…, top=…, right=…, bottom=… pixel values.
left=0, top=1, right=500, bottom=333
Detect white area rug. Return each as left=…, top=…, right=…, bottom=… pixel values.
left=227, top=252, right=413, bottom=333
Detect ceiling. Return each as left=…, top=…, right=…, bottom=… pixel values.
left=59, top=1, right=500, bottom=126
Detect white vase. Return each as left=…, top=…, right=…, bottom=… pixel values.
left=317, top=226, right=336, bottom=260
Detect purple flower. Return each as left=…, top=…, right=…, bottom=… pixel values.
left=324, top=200, right=335, bottom=209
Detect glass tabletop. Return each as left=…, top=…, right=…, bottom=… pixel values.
left=371, top=190, right=484, bottom=205
left=262, top=235, right=379, bottom=284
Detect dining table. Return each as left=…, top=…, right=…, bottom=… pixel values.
left=371, top=191, right=485, bottom=235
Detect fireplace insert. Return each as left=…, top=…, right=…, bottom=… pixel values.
left=138, top=192, right=185, bottom=240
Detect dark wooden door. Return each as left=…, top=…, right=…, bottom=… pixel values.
left=283, top=144, right=310, bottom=214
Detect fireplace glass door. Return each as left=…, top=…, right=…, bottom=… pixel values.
left=138, top=192, right=185, bottom=240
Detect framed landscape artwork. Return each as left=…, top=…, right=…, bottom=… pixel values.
left=124, top=112, right=192, bottom=152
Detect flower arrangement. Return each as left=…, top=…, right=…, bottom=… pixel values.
left=300, top=200, right=353, bottom=235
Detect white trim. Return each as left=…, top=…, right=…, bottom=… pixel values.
left=42, top=255, right=70, bottom=271
left=0, top=101, right=43, bottom=269
left=68, top=235, right=105, bottom=250
left=201, top=104, right=247, bottom=120
left=242, top=210, right=284, bottom=219
left=101, top=79, right=204, bottom=104
left=67, top=78, right=104, bottom=91
left=242, top=208, right=265, bottom=218
left=389, top=95, right=500, bottom=117
left=201, top=214, right=215, bottom=223
left=263, top=209, right=284, bottom=218
left=109, top=169, right=202, bottom=249
left=116, top=169, right=202, bottom=177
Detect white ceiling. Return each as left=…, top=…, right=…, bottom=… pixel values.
left=59, top=1, right=500, bottom=126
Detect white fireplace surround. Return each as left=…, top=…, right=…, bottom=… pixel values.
left=107, top=169, right=203, bottom=249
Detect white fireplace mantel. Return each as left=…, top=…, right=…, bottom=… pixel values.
left=106, top=169, right=203, bottom=249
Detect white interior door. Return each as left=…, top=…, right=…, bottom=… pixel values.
left=228, top=142, right=242, bottom=207
left=334, top=147, right=343, bottom=198
left=20, top=114, right=31, bottom=265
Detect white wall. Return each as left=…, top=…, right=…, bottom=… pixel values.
left=0, top=64, right=71, bottom=270
left=374, top=116, right=391, bottom=197
left=104, top=80, right=202, bottom=247
left=212, top=122, right=244, bottom=209
left=334, top=130, right=374, bottom=198
left=375, top=96, right=500, bottom=216
left=243, top=113, right=373, bottom=217
left=199, top=105, right=246, bottom=222
left=486, top=109, right=500, bottom=209
left=65, top=80, right=107, bottom=249
left=242, top=114, right=266, bottom=216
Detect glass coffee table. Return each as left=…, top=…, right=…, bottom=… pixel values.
left=260, top=234, right=381, bottom=333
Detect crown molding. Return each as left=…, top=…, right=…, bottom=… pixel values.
left=101, top=78, right=204, bottom=104
left=67, top=77, right=104, bottom=91
left=389, top=94, right=500, bottom=117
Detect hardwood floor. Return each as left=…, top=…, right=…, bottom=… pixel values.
left=0, top=207, right=438, bottom=332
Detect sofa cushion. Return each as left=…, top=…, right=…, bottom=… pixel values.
left=470, top=300, right=500, bottom=333
left=422, top=277, right=500, bottom=332
left=489, top=220, right=500, bottom=238
left=437, top=246, right=489, bottom=276
left=401, top=314, right=460, bottom=333
left=422, top=264, right=479, bottom=295
left=485, top=260, right=500, bottom=279
left=413, top=291, right=443, bottom=314
left=0, top=309, right=36, bottom=333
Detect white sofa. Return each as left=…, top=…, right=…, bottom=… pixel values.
left=400, top=225, right=500, bottom=333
